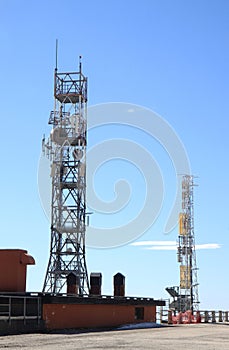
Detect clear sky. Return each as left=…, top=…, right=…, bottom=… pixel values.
left=0, top=0, right=229, bottom=309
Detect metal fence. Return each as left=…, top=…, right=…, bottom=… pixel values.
left=0, top=294, right=42, bottom=325
left=199, top=310, right=229, bottom=323
left=157, top=304, right=229, bottom=324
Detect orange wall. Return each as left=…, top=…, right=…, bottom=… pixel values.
left=0, top=249, right=35, bottom=292
left=43, top=303, right=156, bottom=330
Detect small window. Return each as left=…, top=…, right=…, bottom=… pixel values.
left=135, top=307, right=144, bottom=320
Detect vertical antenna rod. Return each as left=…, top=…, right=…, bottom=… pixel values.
left=55, top=39, right=58, bottom=71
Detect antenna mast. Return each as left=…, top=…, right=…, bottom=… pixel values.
left=42, top=52, right=89, bottom=295
left=177, top=175, right=199, bottom=312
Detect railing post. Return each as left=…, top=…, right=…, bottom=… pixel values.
left=23, top=297, right=26, bottom=325
left=225, top=311, right=228, bottom=322
left=37, top=297, right=41, bottom=325
left=168, top=310, right=173, bottom=324
left=219, top=311, right=223, bottom=322
left=196, top=311, right=201, bottom=323
left=212, top=311, right=216, bottom=323
left=177, top=312, right=183, bottom=324
left=204, top=311, right=209, bottom=323
left=9, top=297, right=11, bottom=325
left=159, top=306, right=162, bottom=324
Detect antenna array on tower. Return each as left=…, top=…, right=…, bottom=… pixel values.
left=42, top=56, right=89, bottom=295
left=177, top=175, right=199, bottom=312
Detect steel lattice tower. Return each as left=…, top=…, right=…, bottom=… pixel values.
left=177, top=175, right=199, bottom=312
left=42, top=56, right=89, bottom=295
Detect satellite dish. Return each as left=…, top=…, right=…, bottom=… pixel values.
left=50, top=127, right=68, bottom=145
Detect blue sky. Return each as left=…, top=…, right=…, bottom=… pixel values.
left=1, top=0, right=229, bottom=309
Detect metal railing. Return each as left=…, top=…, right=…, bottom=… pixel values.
left=156, top=299, right=170, bottom=323
left=0, top=294, right=42, bottom=325
left=199, top=310, right=229, bottom=323
left=157, top=305, right=229, bottom=324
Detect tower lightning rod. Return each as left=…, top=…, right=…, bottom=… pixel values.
left=79, top=55, right=82, bottom=70
left=55, top=39, right=58, bottom=71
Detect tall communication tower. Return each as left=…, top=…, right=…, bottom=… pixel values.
left=177, top=175, right=199, bottom=311
left=42, top=54, right=89, bottom=295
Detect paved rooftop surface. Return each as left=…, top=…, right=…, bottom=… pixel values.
left=0, top=323, right=229, bottom=349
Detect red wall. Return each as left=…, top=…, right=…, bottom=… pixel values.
left=0, top=249, right=35, bottom=292
left=43, top=303, right=156, bottom=330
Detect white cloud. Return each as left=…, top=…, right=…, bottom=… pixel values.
left=130, top=241, right=221, bottom=251
left=147, top=245, right=177, bottom=251
left=195, top=243, right=221, bottom=250
left=131, top=240, right=176, bottom=246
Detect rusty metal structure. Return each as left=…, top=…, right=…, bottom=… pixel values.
left=177, top=175, right=199, bottom=311
left=42, top=54, right=89, bottom=294
left=166, top=175, right=199, bottom=312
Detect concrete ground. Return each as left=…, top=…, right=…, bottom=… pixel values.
left=0, top=324, right=229, bottom=349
